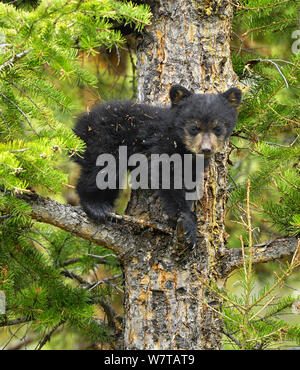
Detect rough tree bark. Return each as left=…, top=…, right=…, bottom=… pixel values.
left=8, top=0, right=299, bottom=350
left=123, top=0, right=238, bottom=349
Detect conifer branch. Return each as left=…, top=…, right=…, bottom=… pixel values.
left=241, top=18, right=297, bottom=39
left=0, top=50, right=30, bottom=73
left=35, top=320, right=66, bottom=350
left=14, top=191, right=163, bottom=256
left=9, top=190, right=300, bottom=276
left=0, top=317, right=31, bottom=327
left=230, top=0, right=293, bottom=11
left=0, top=92, right=39, bottom=135
left=224, top=237, right=300, bottom=277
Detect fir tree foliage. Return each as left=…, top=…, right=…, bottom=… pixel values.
left=230, top=0, right=300, bottom=237
left=0, top=0, right=150, bottom=348
left=216, top=181, right=300, bottom=349
left=226, top=1, right=300, bottom=345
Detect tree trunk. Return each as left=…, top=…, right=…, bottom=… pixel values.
left=121, top=0, right=238, bottom=350
left=15, top=191, right=299, bottom=349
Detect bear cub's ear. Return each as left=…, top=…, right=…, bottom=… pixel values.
left=222, top=87, right=242, bottom=109
left=169, top=85, right=193, bottom=107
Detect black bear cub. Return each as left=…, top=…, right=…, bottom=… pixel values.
left=72, top=85, right=242, bottom=247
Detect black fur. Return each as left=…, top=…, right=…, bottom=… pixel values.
left=72, top=85, right=242, bottom=247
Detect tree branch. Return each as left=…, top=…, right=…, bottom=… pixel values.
left=223, top=237, right=299, bottom=277
left=16, top=191, right=167, bottom=257
left=10, top=191, right=299, bottom=278
left=36, top=320, right=65, bottom=350
left=0, top=50, right=30, bottom=73
left=0, top=317, right=31, bottom=327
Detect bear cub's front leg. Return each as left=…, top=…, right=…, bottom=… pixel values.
left=158, top=189, right=197, bottom=247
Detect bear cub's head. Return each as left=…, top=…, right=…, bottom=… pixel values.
left=170, top=85, right=242, bottom=157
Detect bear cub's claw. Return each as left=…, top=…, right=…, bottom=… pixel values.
left=82, top=201, right=113, bottom=223
left=177, top=212, right=198, bottom=248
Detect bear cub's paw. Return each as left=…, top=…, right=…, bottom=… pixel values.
left=82, top=201, right=113, bottom=223
left=177, top=211, right=198, bottom=248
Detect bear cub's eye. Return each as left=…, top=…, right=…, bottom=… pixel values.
left=214, top=126, right=223, bottom=136
left=188, top=124, right=199, bottom=135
